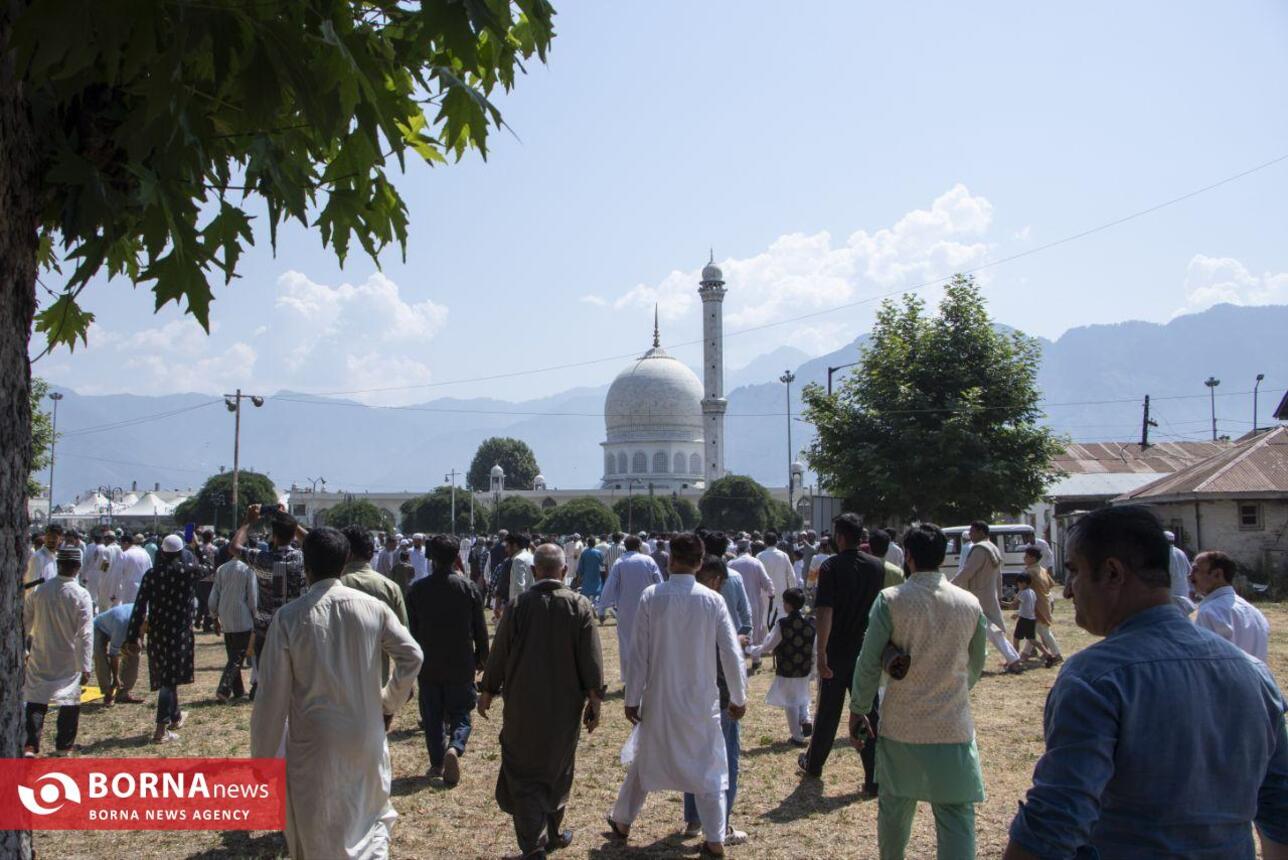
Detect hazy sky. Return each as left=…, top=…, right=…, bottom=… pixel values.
left=33, top=1, right=1288, bottom=406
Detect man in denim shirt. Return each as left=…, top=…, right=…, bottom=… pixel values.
left=1004, top=505, right=1288, bottom=860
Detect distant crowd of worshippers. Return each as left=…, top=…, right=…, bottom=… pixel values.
left=20, top=504, right=1285, bottom=859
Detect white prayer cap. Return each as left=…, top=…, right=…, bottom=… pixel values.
left=412, top=533, right=425, bottom=541
left=1163, top=530, right=1176, bottom=542
left=400, top=539, right=412, bottom=548
left=161, top=534, right=184, bottom=553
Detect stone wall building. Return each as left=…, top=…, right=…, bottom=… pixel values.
left=1115, top=425, right=1288, bottom=586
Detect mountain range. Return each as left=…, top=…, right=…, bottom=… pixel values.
left=40, top=303, right=1288, bottom=503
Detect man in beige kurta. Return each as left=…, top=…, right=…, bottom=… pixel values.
left=952, top=521, right=1022, bottom=671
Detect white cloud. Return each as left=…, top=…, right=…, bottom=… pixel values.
left=579, top=294, right=608, bottom=307
left=594, top=184, right=996, bottom=349
left=1174, top=255, right=1288, bottom=317
left=40, top=272, right=449, bottom=406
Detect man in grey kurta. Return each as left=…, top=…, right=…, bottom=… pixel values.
left=480, top=543, right=605, bottom=858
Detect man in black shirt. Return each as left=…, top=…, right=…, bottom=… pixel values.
left=800, top=512, right=886, bottom=790
left=407, top=534, right=489, bottom=786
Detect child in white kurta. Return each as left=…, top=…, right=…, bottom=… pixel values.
left=746, top=588, right=815, bottom=745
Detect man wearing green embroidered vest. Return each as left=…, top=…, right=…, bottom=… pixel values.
left=849, top=523, right=989, bottom=860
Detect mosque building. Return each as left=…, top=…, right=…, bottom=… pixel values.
left=601, top=256, right=727, bottom=491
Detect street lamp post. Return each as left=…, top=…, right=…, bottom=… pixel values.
left=223, top=389, right=265, bottom=517
left=47, top=391, right=63, bottom=518
left=826, top=362, right=858, bottom=396
left=1254, top=373, right=1265, bottom=433
left=780, top=370, right=796, bottom=512
left=445, top=469, right=461, bottom=536
left=626, top=479, right=641, bottom=533
left=306, top=476, right=326, bottom=492
left=1204, top=376, right=1220, bottom=441
left=211, top=490, right=227, bottom=535
left=97, top=485, right=124, bottom=527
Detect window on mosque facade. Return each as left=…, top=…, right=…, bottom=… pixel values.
left=690, top=453, right=701, bottom=474
left=632, top=452, right=647, bottom=473
left=653, top=452, right=668, bottom=473
left=605, top=453, right=615, bottom=474
left=617, top=452, right=628, bottom=474
left=674, top=452, right=686, bottom=473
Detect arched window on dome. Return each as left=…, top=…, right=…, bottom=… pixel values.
left=689, top=453, right=701, bottom=474
left=617, top=452, right=627, bottom=474
left=632, top=451, right=647, bottom=474
left=605, top=453, right=615, bottom=475
left=673, top=452, right=686, bottom=474
left=653, top=452, right=668, bottom=473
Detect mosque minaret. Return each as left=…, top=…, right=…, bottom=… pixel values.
left=600, top=254, right=727, bottom=491
left=699, top=252, right=727, bottom=487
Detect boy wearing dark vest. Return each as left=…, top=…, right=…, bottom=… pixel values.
left=747, top=587, right=815, bottom=745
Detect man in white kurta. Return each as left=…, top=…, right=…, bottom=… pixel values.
left=729, top=545, right=774, bottom=651
left=757, top=536, right=797, bottom=626
left=251, top=527, right=423, bottom=860
left=23, top=550, right=94, bottom=755
left=24, top=527, right=60, bottom=587
left=102, top=536, right=151, bottom=608
left=1165, top=530, right=1195, bottom=613
left=408, top=534, right=429, bottom=584
left=596, top=536, right=663, bottom=687
left=608, top=534, right=748, bottom=855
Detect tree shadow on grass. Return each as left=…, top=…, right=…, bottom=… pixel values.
left=761, top=776, right=864, bottom=824
left=186, top=830, right=287, bottom=859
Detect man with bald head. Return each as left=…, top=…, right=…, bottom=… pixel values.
left=481, top=543, right=605, bottom=859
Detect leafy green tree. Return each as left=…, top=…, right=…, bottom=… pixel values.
left=27, top=378, right=53, bottom=498
left=770, top=499, right=803, bottom=532
left=699, top=475, right=777, bottom=533
left=537, top=497, right=619, bottom=537
left=495, top=495, right=542, bottom=532
left=172, top=470, right=278, bottom=532
left=400, top=486, right=483, bottom=535
left=322, top=498, right=394, bottom=533
left=671, top=497, right=700, bottom=530
left=467, top=437, right=541, bottom=491
left=0, top=1, right=555, bottom=809
left=612, top=495, right=680, bottom=533
left=802, top=275, right=1064, bottom=523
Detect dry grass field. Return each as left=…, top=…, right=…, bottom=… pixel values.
left=36, top=601, right=1288, bottom=859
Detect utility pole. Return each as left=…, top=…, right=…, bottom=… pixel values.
left=47, top=391, right=63, bottom=518
left=1140, top=395, right=1157, bottom=449
left=1204, top=377, right=1220, bottom=441
left=445, top=468, right=460, bottom=535
left=223, top=390, right=265, bottom=516
left=1254, top=373, right=1265, bottom=433
left=780, top=370, right=796, bottom=512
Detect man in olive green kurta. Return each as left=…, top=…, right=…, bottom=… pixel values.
left=479, top=543, right=605, bottom=858
left=340, top=526, right=409, bottom=684
left=850, top=523, right=989, bottom=860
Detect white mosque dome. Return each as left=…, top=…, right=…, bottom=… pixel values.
left=604, top=345, right=703, bottom=442
left=701, top=261, right=723, bottom=282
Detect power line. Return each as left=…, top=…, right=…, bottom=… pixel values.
left=279, top=151, right=1288, bottom=399
left=60, top=401, right=220, bottom=438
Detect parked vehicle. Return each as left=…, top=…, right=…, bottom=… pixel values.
left=940, top=524, right=1036, bottom=602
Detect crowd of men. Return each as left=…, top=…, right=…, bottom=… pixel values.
left=19, top=504, right=1286, bottom=859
